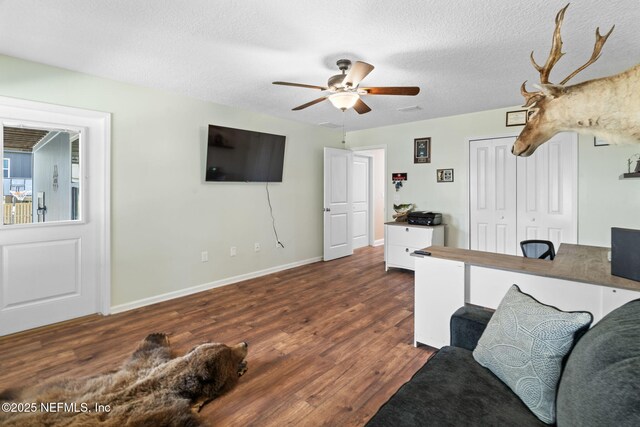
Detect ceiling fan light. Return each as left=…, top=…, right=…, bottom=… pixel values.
left=328, top=92, right=359, bottom=111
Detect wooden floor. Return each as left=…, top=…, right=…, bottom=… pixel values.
left=0, top=246, right=435, bottom=426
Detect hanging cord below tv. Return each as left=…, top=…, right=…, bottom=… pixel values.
left=266, top=182, right=285, bottom=248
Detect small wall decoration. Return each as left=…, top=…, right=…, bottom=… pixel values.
left=392, top=172, right=407, bottom=191
left=624, top=154, right=640, bottom=178
left=414, top=137, right=431, bottom=163
left=506, top=110, right=528, bottom=127
left=437, top=168, right=454, bottom=183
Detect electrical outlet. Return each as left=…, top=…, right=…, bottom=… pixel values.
left=230, top=246, right=237, bottom=257
left=254, top=243, right=261, bottom=252
left=201, top=251, right=208, bottom=262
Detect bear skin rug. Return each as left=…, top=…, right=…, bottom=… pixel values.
left=0, top=333, right=248, bottom=426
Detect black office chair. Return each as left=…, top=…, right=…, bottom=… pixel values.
left=520, top=240, right=556, bottom=260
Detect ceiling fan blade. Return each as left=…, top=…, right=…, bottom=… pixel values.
left=343, top=61, right=375, bottom=88
left=273, top=81, right=328, bottom=91
left=292, top=96, right=328, bottom=111
left=353, top=98, right=372, bottom=114
left=361, top=86, right=420, bottom=96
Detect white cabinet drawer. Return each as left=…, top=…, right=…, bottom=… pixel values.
left=385, top=223, right=444, bottom=271
left=387, top=225, right=433, bottom=248
left=387, top=244, right=421, bottom=269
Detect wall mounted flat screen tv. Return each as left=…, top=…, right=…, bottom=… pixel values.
left=205, top=124, right=286, bottom=182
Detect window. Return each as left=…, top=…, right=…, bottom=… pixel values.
left=3, top=125, right=81, bottom=225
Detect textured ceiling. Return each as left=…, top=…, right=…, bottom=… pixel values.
left=0, top=0, right=638, bottom=131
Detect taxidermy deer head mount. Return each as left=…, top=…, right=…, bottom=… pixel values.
left=511, top=3, right=640, bottom=157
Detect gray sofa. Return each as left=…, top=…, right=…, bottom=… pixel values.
left=366, top=299, right=640, bottom=426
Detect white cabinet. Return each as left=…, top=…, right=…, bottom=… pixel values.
left=384, top=222, right=444, bottom=271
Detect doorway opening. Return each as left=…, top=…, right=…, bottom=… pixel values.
left=352, top=147, right=386, bottom=248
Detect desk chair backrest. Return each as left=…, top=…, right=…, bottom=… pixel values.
left=520, top=240, right=556, bottom=260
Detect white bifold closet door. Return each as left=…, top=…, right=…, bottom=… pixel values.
left=469, top=133, right=577, bottom=256
left=469, top=137, right=518, bottom=255
left=516, top=133, right=578, bottom=249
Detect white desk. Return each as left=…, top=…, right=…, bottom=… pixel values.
left=414, top=244, right=640, bottom=348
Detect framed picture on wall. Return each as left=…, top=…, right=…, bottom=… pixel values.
left=414, top=137, right=431, bottom=163
left=506, top=110, right=528, bottom=126
left=594, top=137, right=609, bottom=146
left=437, top=168, right=454, bottom=183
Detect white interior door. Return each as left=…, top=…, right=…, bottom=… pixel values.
left=323, top=147, right=353, bottom=261
left=0, top=98, right=110, bottom=336
left=469, top=137, right=518, bottom=254
left=517, top=132, right=578, bottom=250
left=352, top=154, right=370, bottom=249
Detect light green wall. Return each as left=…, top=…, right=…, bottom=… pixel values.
left=578, top=139, right=640, bottom=246
left=347, top=107, right=640, bottom=249
left=0, top=55, right=342, bottom=307
left=2, top=54, right=638, bottom=308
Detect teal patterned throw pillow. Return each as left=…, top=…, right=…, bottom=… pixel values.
left=472, top=285, right=592, bottom=424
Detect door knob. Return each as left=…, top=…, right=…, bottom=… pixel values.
left=531, top=218, right=536, bottom=222
left=323, top=208, right=331, bottom=212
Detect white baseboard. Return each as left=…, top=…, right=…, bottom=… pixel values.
left=373, top=238, right=385, bottom=247
left=110, top=256, right=323, bottom=314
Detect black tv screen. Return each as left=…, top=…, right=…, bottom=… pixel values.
left=205, top=125, right=286, bottom=182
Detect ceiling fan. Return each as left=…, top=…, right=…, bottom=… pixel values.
left=272, top=59, right=420, bottom=114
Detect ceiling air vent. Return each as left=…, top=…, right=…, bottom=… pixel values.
left=397, top=105, right=422, bottom=113
left=318, top=122, right=341, bottom=128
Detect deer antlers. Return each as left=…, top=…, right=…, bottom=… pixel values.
left=521, top=3, right=615, bottom=107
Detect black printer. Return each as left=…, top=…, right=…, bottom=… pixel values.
left=407, top=211, right=442, bottom=226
